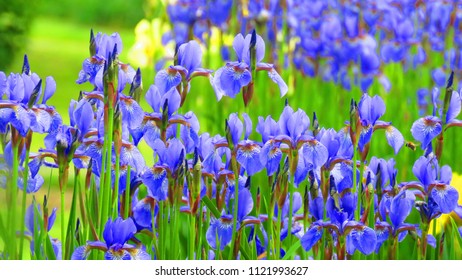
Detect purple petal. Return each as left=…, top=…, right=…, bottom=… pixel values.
left=432, top=68, right=446, bottom=87
left=410, top=116, right=442, bottom=148
left=243, top=113, right=252, bottom=140
left=351, top=226, right=377, bottom=255
left=431, top=185, right=459, bottom=213
left=145, top=85, right=161, bottom=112
left=71, top=246, right=90, bottom=260
left=236, top=141, right=264, bottom=176
left=155, top=68, right=182, bottom=94
left=206, top=216, right=234, bottom=250
left=358, top=94, right=385, bottom=124
left=385, top=126, right=404, bottom=154
left=237, top=188, right=253, bottom=221
left=120, top=97, right=144, bottom=129
left=303, top=140, right=328, bottom=169
left=390, top=191, right=415, bottom=228
left=267, top=67, right=288, bottom=97
left=74, top=99, right=93, bottom=139
left=133, top=199, right=153, bottom=228
left=301, top=225, right=323, bottom=252
left=232, top=34, right=245, bottom=62
left=42, top=76, right=56, bottom=104
left=219, top=63, right=251, bottom=98
left=446, top=91, right=461, bottom=123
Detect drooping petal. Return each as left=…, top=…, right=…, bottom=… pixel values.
left=306, top=192, right=321, bottom=219
left=71, top=245, right=90, bottom=260
left=120, top=144, right=145, bottom=172
left=237, top=188, right=253, bottom=221
left=129, top=248, right=151, bottom=260
left=301, top=225, right=323, bottom=252
left=141, top=167, right=167, bottom=201
left=133, top=199, right=153, bottom=229
left=30, top=108, right=52, bottom=133
left=303, top=140, right=328, bottom=169
left=236, top=141, right=264, bottom=176
left=120, top=96, right=144, bottom=129
left=351, top=226, right=377, bottom=255
left=155, top=68, right=182, bottom=94
left=446, top=91, right=461, bottom=123
left=385, top=126, right=404, bottom=154
left=42, top=76, right=56, bottom=104
left=206, top=216, right=235, bottom=250
left=219, top=62, right=251, bottom=98
left=430, top=185, right=459, bottom=214
left=265, top=65, right=288, bottom=97
left=411, top=116, right=442, bottom=149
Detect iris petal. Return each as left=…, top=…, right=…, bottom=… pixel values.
left=301, top=225, right=323, bottom=252
left=351, top=226, right=377, bottom=255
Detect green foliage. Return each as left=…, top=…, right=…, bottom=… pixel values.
left=0, top=0, right=36, bottom=69
left=37, top=0, right=146, bottom=28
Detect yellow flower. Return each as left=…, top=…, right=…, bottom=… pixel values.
left=128, top=18, right=174, bottom=68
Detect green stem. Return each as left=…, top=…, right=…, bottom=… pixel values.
left=101, top=106, right=114, bottom=233
left=353, top=148, right=360, bottom=221
left=60, top=188, right=65, bottom=259
left=112, top=154, right=120, bottom=219
left=229, top=158, right=239, bottom=260
left=275, top=205, right=282, bottom=259
left=287, top=169, right=295, bottom=253
left=267, top=180, right=275, bottom=260
left=189, top=214, right=196, bottom=260
left=9, top=141, right=19, bottom=259
left=124, top=165, right=131, bottom=219
left=19, top=147, right=31, bottom=259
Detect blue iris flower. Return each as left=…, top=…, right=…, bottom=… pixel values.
left=212, top=32, right=287, bottom=101
left=206, top=187, right=255, bottom=250
left=357, top=94, right=404, bottom=154
left=410, top=156, right=460, bottom=214
left=72, top=217, right=149, bottom=260
left=301, top=184, right=377, bottom=256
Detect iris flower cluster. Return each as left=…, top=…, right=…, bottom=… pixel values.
left=153, top=0, right=462, bottom=93
left=0, top=27, right=461, bottom=261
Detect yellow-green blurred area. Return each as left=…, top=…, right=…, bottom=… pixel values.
left=3, top=0, right=145, bottom=115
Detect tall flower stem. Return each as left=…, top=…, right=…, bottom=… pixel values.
left=353, top=148, right=360, bottom=221
left=287, top=150, right=298, bottom=251
left=9, top=138, right=20, bottom=259
left=189, top=214, right=196, bottom=260
left=267, top=176, right=275, bottom=260
left=19, top=132, right=32, bottom=259
left=101, top=105, right=114, bottom=227
left=275, top=205, right=283, bottom=259
left=228, top=157, right=239, bottom=260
